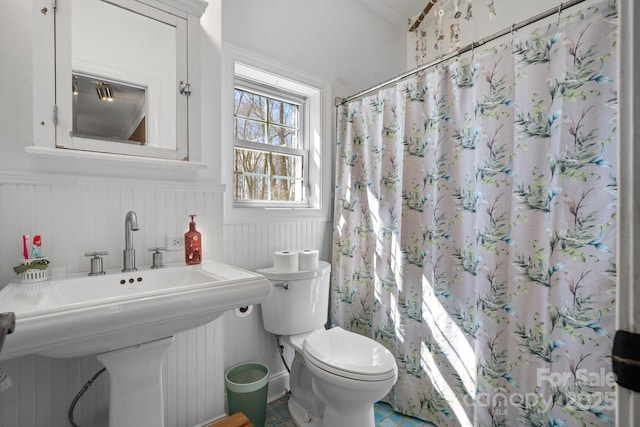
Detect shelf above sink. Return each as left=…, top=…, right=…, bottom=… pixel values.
left=0, top=260, right=272, bottom=361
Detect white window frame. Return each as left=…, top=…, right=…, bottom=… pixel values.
left=222, top=44, right=332, bottom=224
left=233, top=79, right=308, bottom=207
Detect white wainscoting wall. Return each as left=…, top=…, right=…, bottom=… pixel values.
left=0, top=173, right=333, bottom=426
left=0, top=174, right=226, bottom=427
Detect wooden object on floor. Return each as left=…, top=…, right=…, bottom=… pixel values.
left=205, top=411, right=255, bottom=427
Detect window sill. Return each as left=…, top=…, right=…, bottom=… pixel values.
left=223, top=204, right=330, bottom=224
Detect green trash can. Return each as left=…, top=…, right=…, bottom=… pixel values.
left=225, top=362, right=269, bottom=427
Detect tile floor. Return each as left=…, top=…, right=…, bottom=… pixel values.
left=265, top=395, right=436, bottom=426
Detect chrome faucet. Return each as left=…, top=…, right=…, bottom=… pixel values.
left=123, top=210, right=139, bottom=272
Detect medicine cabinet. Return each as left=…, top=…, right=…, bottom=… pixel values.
left=31, top=0, right=207, bottom=163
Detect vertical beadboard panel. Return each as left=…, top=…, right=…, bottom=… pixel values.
left=0, top=175, right=332, bottom=426
left=221, top=218, right=332, bottom=386
left=0, top=177, right=225, bottom=427
left=221, top=220, right=331, bottom=272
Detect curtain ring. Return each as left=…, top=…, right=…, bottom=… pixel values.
left=557, top=2, right=563, bottom=26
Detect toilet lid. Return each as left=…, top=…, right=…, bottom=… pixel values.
left=303, top=327, right=397, bottom=381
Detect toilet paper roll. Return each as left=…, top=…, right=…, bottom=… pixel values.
left=299, top=249, right=319, bottom=270
left=273, top=250, right=299, bottom=272
left=234, top=305, right=253, bottom=318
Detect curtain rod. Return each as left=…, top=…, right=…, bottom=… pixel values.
left=408, top=0, right=437, bottom=33
left=337, top=0, right=588, bottom=107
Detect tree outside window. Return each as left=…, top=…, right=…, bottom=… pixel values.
left=233, top=87, right=305, bottom=203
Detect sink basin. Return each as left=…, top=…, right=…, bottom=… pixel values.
left=0, top=260, right=272, bottom=360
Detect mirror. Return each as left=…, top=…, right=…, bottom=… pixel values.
left=73, top=73, right=147, bottom=144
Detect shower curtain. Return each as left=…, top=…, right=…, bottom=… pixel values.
left=331, top=2, right=617, bottom=426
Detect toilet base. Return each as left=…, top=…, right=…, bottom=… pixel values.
left=288, top=396, right=322, bottom=427
left=288, top=394, right=376, bottom=427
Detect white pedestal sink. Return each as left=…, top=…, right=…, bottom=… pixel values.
left=0, top=260, right=272, bottom=426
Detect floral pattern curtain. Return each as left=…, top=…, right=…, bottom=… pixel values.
left=331, top=2, right=617, bottom=426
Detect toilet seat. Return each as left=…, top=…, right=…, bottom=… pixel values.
left=303, top=327, right=397, bottom=382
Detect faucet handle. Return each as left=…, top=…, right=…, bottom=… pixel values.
left=84, top=251, right=108, bottom=276
left=84, top=251, right=108, bottom=257
left=148, top=247, right=166, bottom=269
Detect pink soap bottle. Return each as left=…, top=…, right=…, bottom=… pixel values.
left=184, top=215, right=202, bottom=265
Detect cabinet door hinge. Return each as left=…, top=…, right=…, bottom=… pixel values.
left=53, top=105, right=58, bottom=125
left=179, top=81, right=191, bottom=96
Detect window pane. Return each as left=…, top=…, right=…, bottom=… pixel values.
left=234, top=148, right=303, bottom=202
left=234, top=173, right=248, bottom=200
left=270, top=152, right=303, bottom=202
left=235, top=117, right=266, bottom=143
left=234, top=147, right=268, bottom=174
left=268, top=125, right=297, bottom=148
left=272, top=177, right=304, bottom=202
left=235, top=174, right=269, bottom=201
left=234, top=89, right=266, bottom=120
left=234, top=148, right=269, bottom=200
left=270, top=152, right=302, bottom=179
left=268, top=99, right=298, bottom=127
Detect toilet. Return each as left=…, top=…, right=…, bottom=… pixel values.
left=257, top=261, right=398, bottom=427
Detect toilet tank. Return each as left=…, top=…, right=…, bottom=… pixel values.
left=257, top=261, right=331, bottom=336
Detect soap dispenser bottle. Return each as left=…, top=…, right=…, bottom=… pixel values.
left=184, top=214, right=202, bottom=265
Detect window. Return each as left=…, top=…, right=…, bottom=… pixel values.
left=233, top=84, right=307, bottom=204
left=224, top=55, right=328, bottom=222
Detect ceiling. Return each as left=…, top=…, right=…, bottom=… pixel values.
left=351, top=0, right=427, bottom=27
left=73, top=74, right=147, bottom=143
